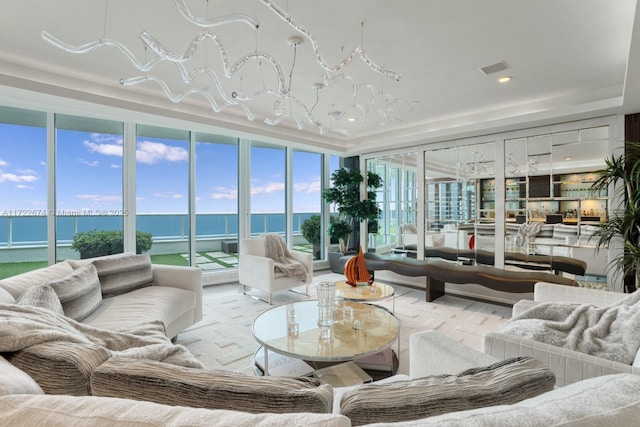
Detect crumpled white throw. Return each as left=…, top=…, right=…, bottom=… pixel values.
left=0, top=303, right=204, bottom=369
left=499, top=290, right=640, bottom=365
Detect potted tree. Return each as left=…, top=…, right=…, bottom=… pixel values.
left=322, top=167, right=383, bottom=273
left=590, top=140, right=640, bottom=292
left=71, top=230, right=153, bottom=259
left=300, top=214, right=322, bottom=260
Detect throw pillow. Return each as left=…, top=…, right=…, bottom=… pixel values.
left=15, top=283, right=64, bottom=315
left=0, top=287, right=15, bottom=304
left=91, top=357, right=333, bottom=414
left=0, top=261, right=73, bottom=299
left=339, top=356, right=555, bottom=425
left=8, top=341, right=110, bottom=396
left=48, top=265, right=102, bottom=321
left=0, top=354, right=43, bottom=396
left=91, top=253, right=154, bottom=298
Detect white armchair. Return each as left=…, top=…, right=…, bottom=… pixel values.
left=238, top=236, right=313, bottom=304
left=483, top=282, right=640, bottom=386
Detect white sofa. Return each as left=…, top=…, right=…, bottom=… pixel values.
left=483, top=282, right=640, bottom=387
left=238, top=235, right=313, bottom=304
left=0, top=253, right=202, bottom=339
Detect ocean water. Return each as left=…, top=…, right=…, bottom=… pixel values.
left=0, top=212, right=318, bottom=247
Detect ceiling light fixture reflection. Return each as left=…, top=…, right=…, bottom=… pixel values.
left=41, top=0, right=412, bottom=137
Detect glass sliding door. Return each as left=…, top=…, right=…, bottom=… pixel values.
left=250, top=143, right=285, bottom=238
left=292, top=150, right=322, bottom=259
left=54, top=114, right=124, bottom=261
left=367, top=152, right=418, bottom=255
left=136, top=125, right=189, bottom=265
left=0, top=106, right=47, bottom=277
left=195, top=133, right=239, bottom=271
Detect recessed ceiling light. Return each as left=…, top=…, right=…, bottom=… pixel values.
left=347, top=117, right=357, bottom=122
left=564, top=156, right=572, bottom=161
left=497, top=76, right=512, bottom=84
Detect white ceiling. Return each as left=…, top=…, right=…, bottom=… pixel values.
left=0, top=0, right=639, bottom=155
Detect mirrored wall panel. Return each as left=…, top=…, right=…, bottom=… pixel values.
left=504, top=126, right=609, bottom=280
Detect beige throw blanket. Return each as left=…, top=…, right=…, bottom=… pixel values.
left=263, top=233, right=308, bottom=281
left=0, top=303, right=204, bottom=369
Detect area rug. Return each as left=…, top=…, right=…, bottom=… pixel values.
left=175, top=271, right=512, bottom=376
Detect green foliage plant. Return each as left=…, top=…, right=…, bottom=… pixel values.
left=322, top=167, right=383, bottom=254
left=301, top=215, right=322, bottom=245
left=591, top=141, right=640, bottom=291
left=71, top=230, right=153, bottom=259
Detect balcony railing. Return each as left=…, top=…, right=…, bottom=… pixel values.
left=0, top=212, right=319, bottom=248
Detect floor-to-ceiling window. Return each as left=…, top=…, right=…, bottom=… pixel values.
left=0, top=106, right=47, bottom=275
left=292, top=150, right=322, bottom=259
left=195, top=133, right=239, bottom=271
left=136, top=125, right=189, bottom=266
left=250, top=143, right=285, bottom=238
left=55, top=114, right=124, bottom=262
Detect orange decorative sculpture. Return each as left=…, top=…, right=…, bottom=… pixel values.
left=343, top=246, right=374, bottom=286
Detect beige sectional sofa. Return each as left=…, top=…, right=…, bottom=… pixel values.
left=1, top=259, right=639, bottom=425
left=0, top=329, right=638, bottom=425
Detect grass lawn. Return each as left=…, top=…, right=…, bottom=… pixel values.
left=0, top=261, right=49, bottom=280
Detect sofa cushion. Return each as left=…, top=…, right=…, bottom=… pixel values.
left=0, top=354, right=43, bottom=396
left=84, top=253, right=154, bottom=298
left=0, top=394, right=351, bottom=427
left=364, top=374, right=640, bottom=427
left=15, top=283, right=64, bottom=315
left=0, top=287, right=15, bottom=304
left=340, top=356, right=555, bottom=425
left=8, top=341, right=110, bottom=396
left=0, top=262, right=74, bottom=299
left=81, top=285, right=196, bottom=334
left=48, top=265, right=102, bottom=321
left=552, top=224, right=578, bottom=241
left=91, top=357, right=334, bottom=414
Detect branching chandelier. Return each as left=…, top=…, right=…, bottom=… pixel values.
left=41, top=0, right=414, bottom=137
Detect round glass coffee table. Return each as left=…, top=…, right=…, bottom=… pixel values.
left=252, top=300, right=399, bottom=377
left=334, top=280, right=395, bottom=313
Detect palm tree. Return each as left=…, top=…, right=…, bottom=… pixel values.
left=591, top=141, right=640, bottom=292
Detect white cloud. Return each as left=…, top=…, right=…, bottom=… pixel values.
left=82, top=135, right=187, bottom=165
left=17, top=168, right=37, bottom=175
left=110, top=164, right=120, bottom=169
left=137, top=140, right=188, bottom=164
left=76, top=194, right=122, bottom=202
left=0, top=170, right=39, bottom=184
left=293, top=176, right=321, bottom=194
left=210, top=186, right=237, bottom=200
left=153, top=192, right=184, bottom=199
left=80, top=159, right=99, bottom=167
left=250, top=181, right=285, bottom=195
left=15, top=184, right=34, bottom=190
left=83, top=138, right=123, bottom=157
left=90, top=133, right=121, bottom=144
left=0, top=159, right=7, bottom=166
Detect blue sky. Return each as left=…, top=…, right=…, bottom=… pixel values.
left=0, top=123, right=323, bottom=214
